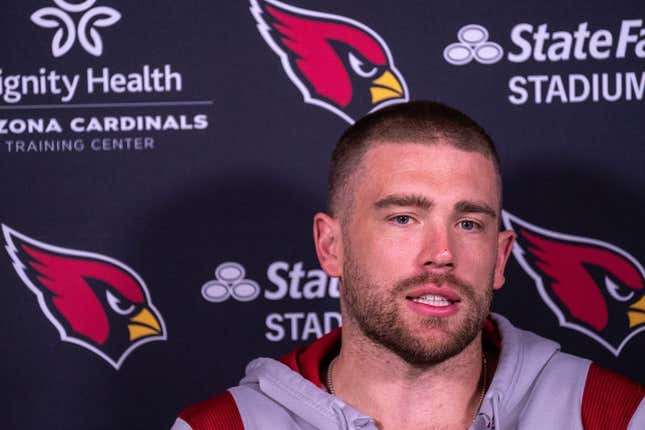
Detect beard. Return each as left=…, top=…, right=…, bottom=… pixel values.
left=341, top=248, right=493, bottom=366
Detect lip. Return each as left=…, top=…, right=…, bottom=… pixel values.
left=404, top=286, right=461, bottom=318
left=405, top=286, right=461, bottom=302
left=405, top=299, right=460, bottom=317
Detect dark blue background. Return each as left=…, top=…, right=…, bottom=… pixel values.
left=1, top=0, right=643, bottom=428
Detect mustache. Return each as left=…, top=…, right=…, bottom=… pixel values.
left=393, top=272, right=473, bottom=295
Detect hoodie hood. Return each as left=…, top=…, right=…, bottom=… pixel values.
left=474, top=313, right=561, bottom=429
left=239, top=357, right=374, bottom=430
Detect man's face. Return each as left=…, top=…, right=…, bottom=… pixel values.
left=337, top=142, right=514, bottom=364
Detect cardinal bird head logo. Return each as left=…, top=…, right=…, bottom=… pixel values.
left=3, top=225, right=166, bottom=369
left=250, top=0, right=409, bottom=123
left=502, top=212, right=645, bottom=356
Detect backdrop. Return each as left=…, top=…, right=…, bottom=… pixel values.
left=1, top=0, right=644, bottom=428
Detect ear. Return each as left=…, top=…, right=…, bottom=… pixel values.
left=493, top=229, right=516, bottom=290
left=313, top=212, right=343, bottom=277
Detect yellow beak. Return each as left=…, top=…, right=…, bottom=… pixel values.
left=128, top=307, right=162, bottom=341
left=370, top=70, right=404, bottom=104
left=627, top=296, right=645, bottom=328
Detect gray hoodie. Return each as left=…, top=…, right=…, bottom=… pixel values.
left=172, top=313, right=645, bottom=429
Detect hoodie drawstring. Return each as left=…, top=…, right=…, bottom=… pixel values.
left=490, top=391, right=502, bottom=430
left=332, top=403, right=350, bottom=430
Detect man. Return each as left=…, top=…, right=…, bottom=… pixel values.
left=172, top=101, right=645, bottom=429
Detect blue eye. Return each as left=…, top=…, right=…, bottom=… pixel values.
left=460, top=220, right=477, bottom=230
left=394, top=215, right=411, bottom=225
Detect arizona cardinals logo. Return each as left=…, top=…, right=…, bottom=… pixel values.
left=502, top=212, right=645, bottom=356
left=250, top=0, right=409, bottom=123
left=3, top=225, right=166, bottom=369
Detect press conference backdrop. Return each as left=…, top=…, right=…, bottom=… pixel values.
left=1, top=0, right=643, bottom=428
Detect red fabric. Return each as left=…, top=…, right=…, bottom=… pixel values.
left=280, top=327, right=342, bottom=388
left=482, top=318, right=501, bottom=350
left=179, top=391, right=244, bottom=430
left=581, top=363, right=645, bottom=430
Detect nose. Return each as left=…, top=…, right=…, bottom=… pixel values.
left=419, top=222, right=454, bottom=269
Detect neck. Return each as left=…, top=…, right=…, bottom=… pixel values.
left=329, top=321, right=487, bottom=430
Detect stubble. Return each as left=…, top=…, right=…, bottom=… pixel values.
left=341, top=246, right=493, bottom=365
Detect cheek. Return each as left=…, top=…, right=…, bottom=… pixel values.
left=454, top=236, right=499, bottom=277
left=366, top=236, right=407, bottom=271
left=377, top=225, right=427, bottom=260
left=352, top=227, right=415, bottom=278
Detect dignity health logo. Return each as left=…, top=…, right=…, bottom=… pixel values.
left=1, top=1, right=210, bottom=156
left=443, top=20, right=645, bottom=105
left=31, top=0, right=121, bottom=57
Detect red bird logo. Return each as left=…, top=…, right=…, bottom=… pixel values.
left=3, top=225, right=166, bottom=369
left=250, top=0, right=409, bottom=123
left=502, top=212, right=645, bottom=356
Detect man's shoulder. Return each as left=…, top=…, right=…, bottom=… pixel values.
left=491, top=314, right=644, bottom=428
left=173, top=390, right=244, bottom=430
left=526, top=350, right=645, bottom=429
left=581, top=363, right=645, bottom=430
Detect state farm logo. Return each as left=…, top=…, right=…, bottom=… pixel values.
left=201, top=262, right=261, bottom=303
left=250, top=0, right=408, bottom=124
left=31, top=0, right=121, bottom=57
left=443, top=25, right=504, bottom=65
left=502, top=212, right=645, bottom=356
left=3, top=224, right=166, bottom=369
left=443, top=20, right=645, bottom=105
left=201, top=261, right=341, bottom=342
left=445, top=20, right=645, bottom=65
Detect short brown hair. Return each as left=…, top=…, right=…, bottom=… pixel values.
left=328, top=100, right=501, bottom=218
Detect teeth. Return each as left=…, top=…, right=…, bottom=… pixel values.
left=411, top=294, right=452, bottom=307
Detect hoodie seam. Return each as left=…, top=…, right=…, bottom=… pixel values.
left=492, top=318, right=525, bottom=412
left=573, top=358, right=589, bottom=429
left=487, top=315, right=561, bottom=416
left=260, top=374, right=338, bottom=421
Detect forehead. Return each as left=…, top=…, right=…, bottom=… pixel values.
left=353, top=142, right=500, bottom=208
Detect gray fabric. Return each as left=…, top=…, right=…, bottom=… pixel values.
left=475, top=314, right=589, bottom=429
left=233, top=359, right=375, bottom=430
left=177, top=313, right=645, bottom=429
left=628, top=401, right=645, bottom=430
left=170, top=417, right=193, bottom=430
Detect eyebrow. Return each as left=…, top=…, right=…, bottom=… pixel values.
left=455, top=200, right=497, bottom=219
left=373, top=195, right=498, bottom=219
left=374, top=194, right=432, bottom=210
